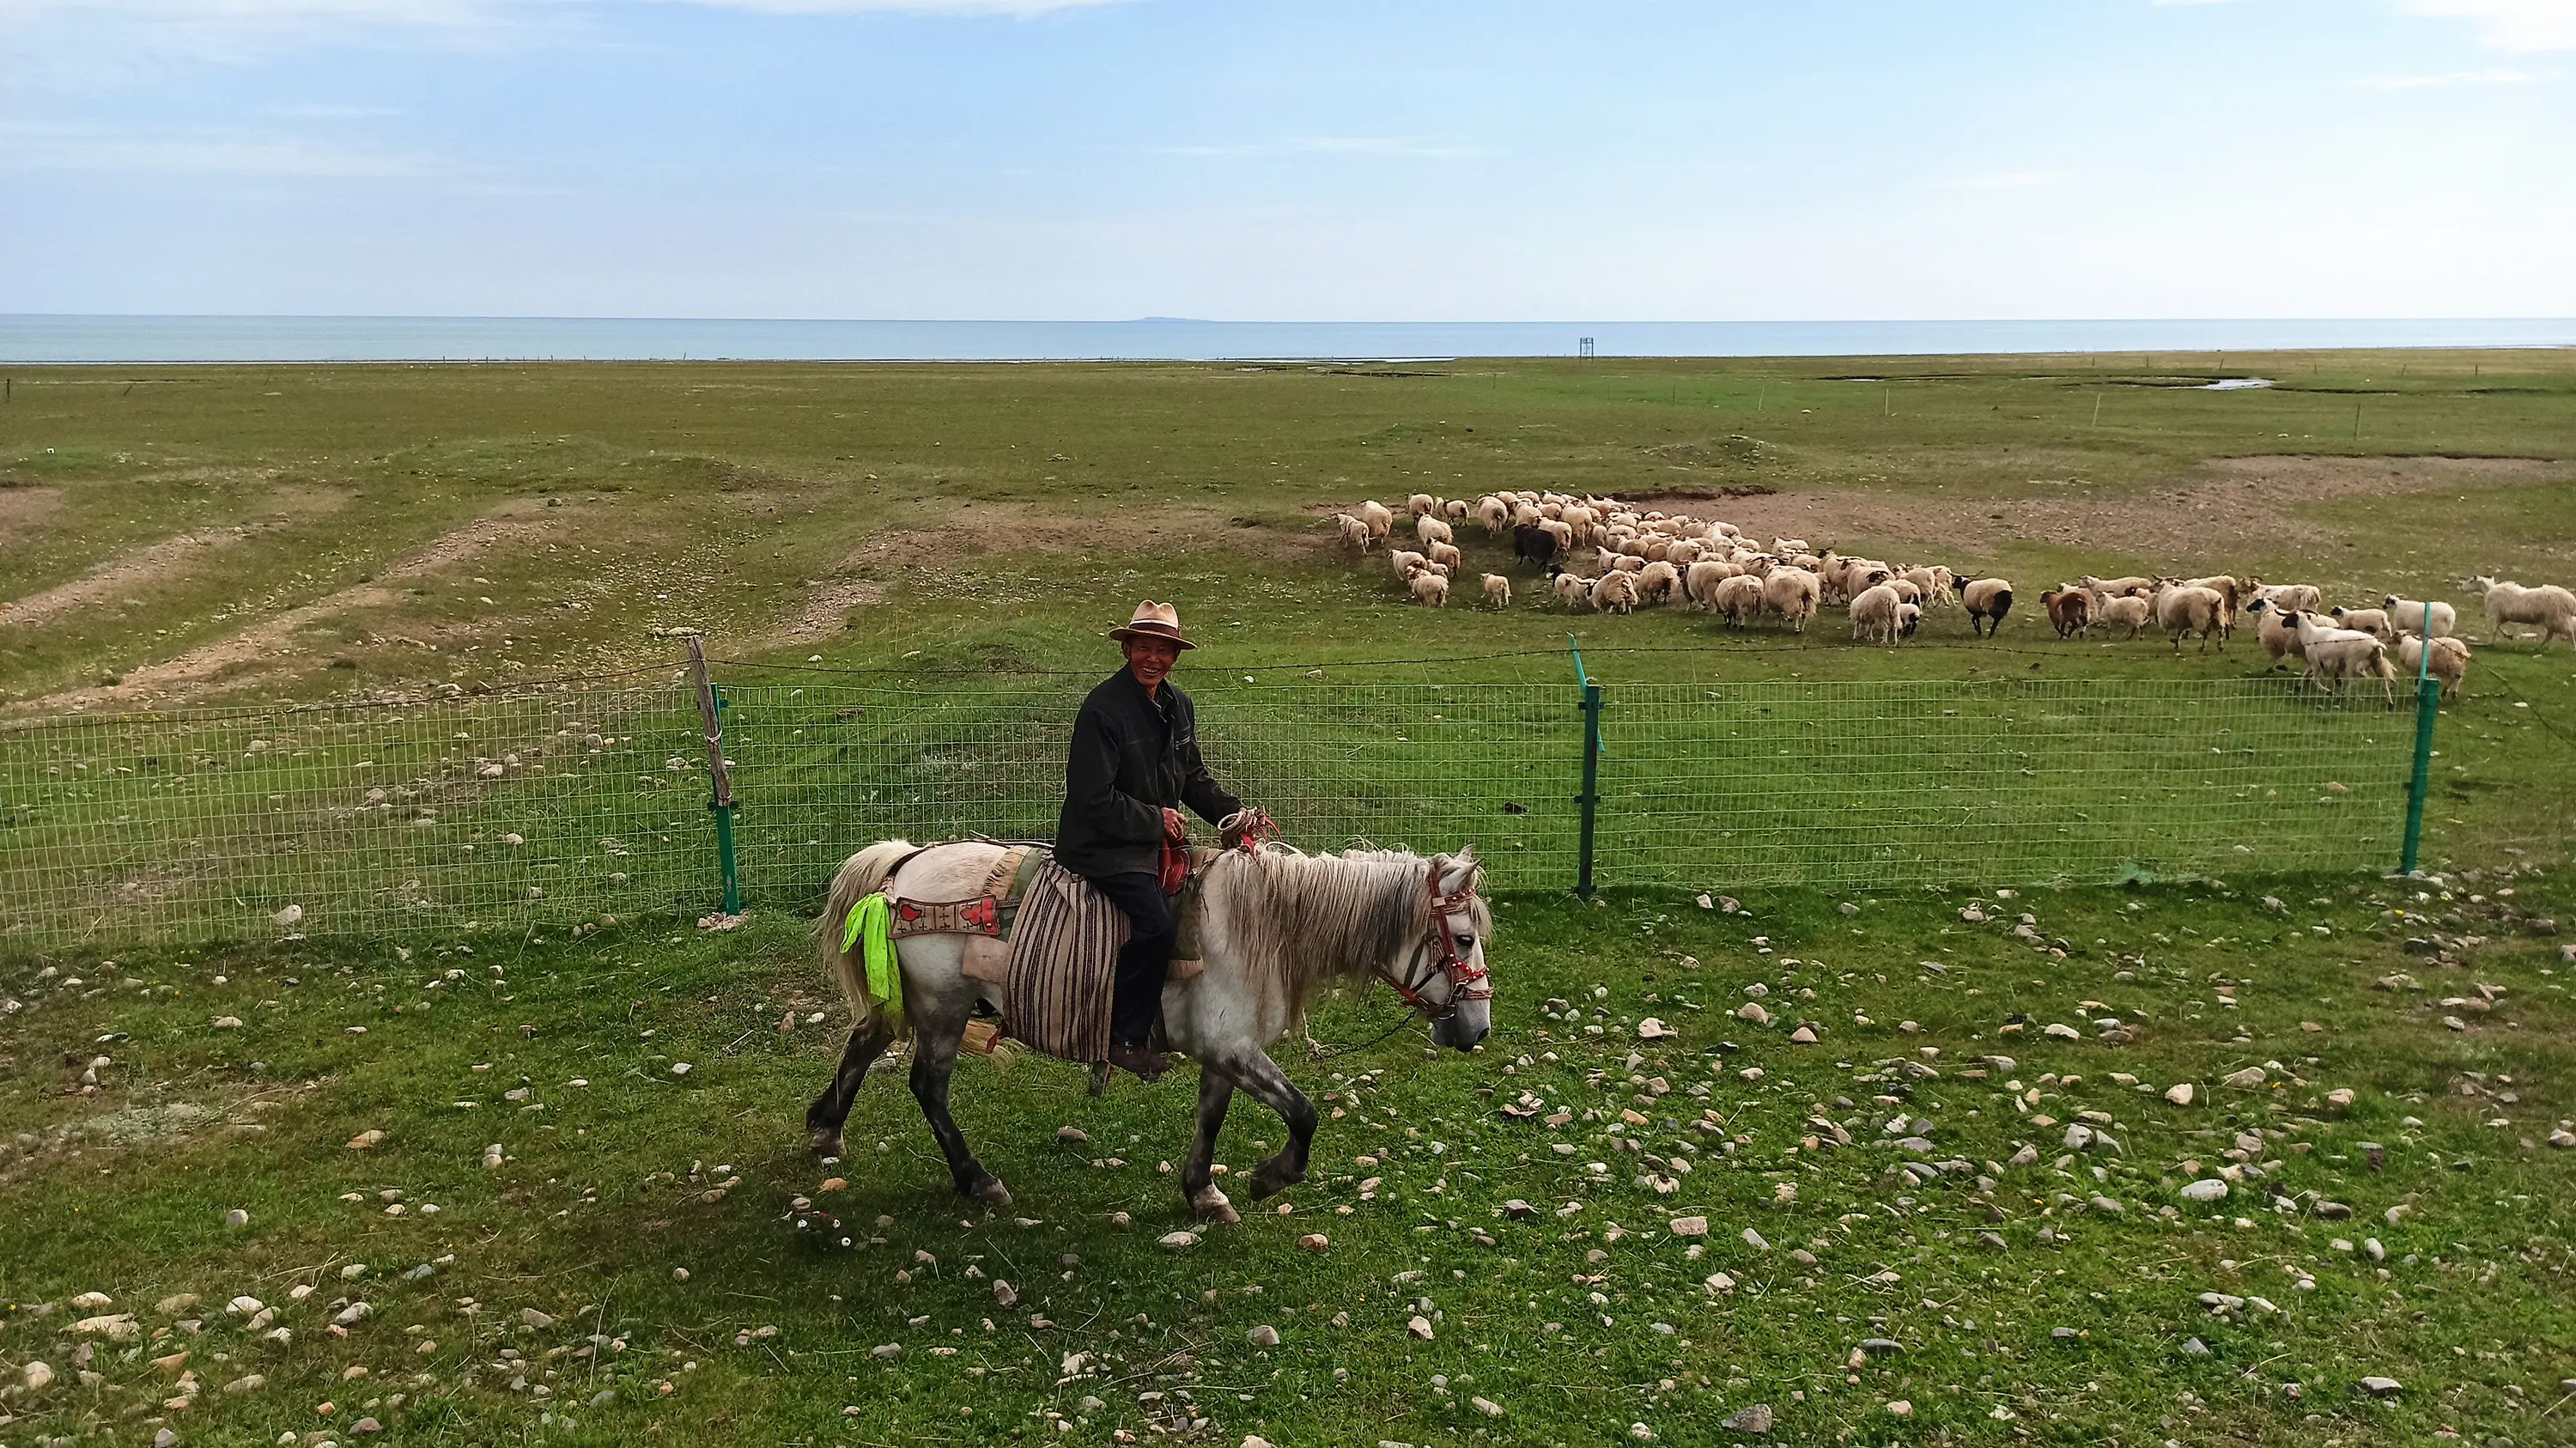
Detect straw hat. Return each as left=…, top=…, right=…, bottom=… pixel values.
left=1108, top=600, right=1195, bottom=650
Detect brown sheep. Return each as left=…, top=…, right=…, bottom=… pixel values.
left=2041, top=587, right=2093, bottom=639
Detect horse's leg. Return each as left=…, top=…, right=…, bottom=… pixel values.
left=1229, top=1049, right=1317, bottom=1202
left=908, top=1010, right=1010, bottom=1208
left=805, top=1019, right=896, bottom=1159
left=1181, top=1066, right=1239, bottom=1226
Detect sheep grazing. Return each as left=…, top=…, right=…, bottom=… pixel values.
left=1713, top=573, right=1765, bottom=626
left=1406, top=565, right=1450, bottom=607
left=1589, top=569, right=1641, bottom=615
left=1334, top=513, right=1374, bottom=553
left=2154, top=583, right=2227, bottom=653
left=1552, top=571, right=1592, bottom=609
left=2091, top=591, right=2152, bottom=640
left=1406, top=493, right=1437, bottom=518
left=2245, top=597, right=2306, bottom=667
left=2397, top=634, right=2471, bottom=701
left=1414, top=514, right=1454, bottom=547
left=1762, top=569, right=1822, bottom=633
left=1957, top=576, right=2014, bottom=637
left=1480, top=573, right=1512, bottom=608
left=1849, top=583, right=1920, bottom=645
left=1636, top=558, right=1682, bottom=607
left=1427, top=540, right=1463, bottom=573
left=2380, top=595, right=2456, bottom=638
left=1512, top=522, right=1562, bottom=572
left=1358, top=500, right=1394, bottom=538
left=1388, top=549, right=1428, bottom=581
left=2328, top=605, right=2391, bottom=641
left=2041, top=587, right=2093, bottom=639
left=2469, top=575, right=2576, bottom=651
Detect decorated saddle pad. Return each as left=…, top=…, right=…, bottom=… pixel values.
left=889, top=845, right=1042, bottom=940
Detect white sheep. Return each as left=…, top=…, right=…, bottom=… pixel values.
left=1713, top=573, right=1765, bottom=626
left=2380, top=595, right=2455, bottom=638
left=1958, top=576, right=2014, bottom=637
left=1762, top=569, right=1822, bottom=633
left=1480, top=573, right=1511, bottom=608
left=2081, top=574, right=2155, bottom=599
left=2290, top=611, right=2395, bottom=704
left=1636, top=559, right=1681, bottom=607
left=1427, top=540, right=1463, bottom=573
left=1388, top=549, right=1427, bottom=581
left=2469, top=575, right=2576, bottom=651
left=1358, top=500, right=1394, bottom=538
left=1849, top=584, right=1920, bottom=645
left=1552, top=571, right=1592, bottom=609
left=1683, top=559, right=1736, bottom=611
left=2253, top=582, right=2322, bottom=614
left=2396, top=633, right=2471, bottom=701
left=2091, top=590, right=2152, bottom=640
left=1334, top=513, right=1374, bottom=552
left=1589, top=569, right=1641, bottom=615
left=1406, top=566, right=1449, bottom=606
left=2154, top=583, right=2227, bottom=652
left=1414, top=514, right=1454, bottom=547
left=2329, top=606, right=2391, bottom=640
left=1476, top=496, right=1511, bottom=536
left=1443, top=498, right=1471, bottom=520
left=2245, top=598, right=2305, bottom=667
left=1406, top=493, right=1437, bottom=518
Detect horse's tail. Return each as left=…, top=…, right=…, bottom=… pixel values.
left=819, top=839, right=917, bottom=1035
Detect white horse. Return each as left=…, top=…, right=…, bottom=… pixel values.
left=807, top=840, right=1492, bottom=1225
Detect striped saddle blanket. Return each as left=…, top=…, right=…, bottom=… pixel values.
left=893, top=846, right=1210, bottom=1067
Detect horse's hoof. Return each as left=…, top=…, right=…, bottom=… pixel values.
left=1190, top=1187, right=1237, bottom=1226
left=809, top=1129, right=846, bottom=1160
left=969, top=1177, right=1013, bottom=1208
left=1247, top=1169, right=1296, bottom=1202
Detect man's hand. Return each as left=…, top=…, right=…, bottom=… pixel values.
left=1162, top=807, right=1187, bottom=843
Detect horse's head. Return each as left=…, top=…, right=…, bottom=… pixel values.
left=1409, top=848, right=1492, bottom=1051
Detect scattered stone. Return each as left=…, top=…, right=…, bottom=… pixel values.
left=2043, top=1023, right=2081, bottom=1041
left=2164, top=1083, right=2195, bottom=1106
left=2221, top=1067, right=2267, bottom=1089
left=1976, top=1231, right=2007, bottom=1250
left=1722, top=1402, right=1774, bottom=1434
left=1057, top=1126, right=1089, bottom=1144
left=1787, top=1025, right=1818, bottom=1044
left=1735, top=1002, right=1771, bottom=1026
left=1298, top=1233, right=1331, bottom=1253
left=2089, top=1195, right=2124, bottom=1214
left=1472, top=1395, right=1505, bottom=1417
left=223, top=1208, right=250, bottom=1229
left=1406, top=1315, right=1435, bottom=1340
left=520, top=1308, right=555, bottom=1329
left=156, top=1293, right=199, bottom=1316
left=2359, top=1376, right=2403, bottom=1397
left=1629, top=1425, right=1655, bottom=1442
left=346, top=1129, right=386, bottom=1150
left=351, top=1418, right=382, bottom=1436
left=2182, top=1337, right=2210, bottom=1356
left=1741, top=1227, right=1770, bottom=1250
left=1704, top=1271, right=1737, bottom=1293
left=22, top=1360, right=54, bottom=1390
left=1503, top=1200, right=1535, bottom=1220
left=1885, top=1400, right=1913, bottom=1417
left=213, top=1016, right=244, bottom=1029
left=871, top=1343, right=902, bottom=1360
left=1669, top=1216, right=1707, bottom=1237
left=1248, top=1324, right=1280, bottom=1348
left=2325, top=1088, right=2356, bottom=1110
left=670, top=1062, right=693, bottom=1076
left=993, top=1281, right=1018, bottom=1310
left=1158, top=1231, right=1198, bottom=1252
left=1636, top=1018, right=1674, bottom=1040
left=2180, top=1178, right=2228, bottom=1203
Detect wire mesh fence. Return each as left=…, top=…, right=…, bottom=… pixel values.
left=0, top=658, right=2423, bottom=955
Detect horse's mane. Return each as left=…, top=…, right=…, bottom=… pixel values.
left=1201, top=845, right=1485, bottom=1014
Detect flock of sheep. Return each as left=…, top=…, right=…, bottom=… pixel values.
left=1330, top=490, right=2576, bottom=704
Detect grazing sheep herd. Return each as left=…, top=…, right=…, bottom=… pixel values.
left=1326, top=489, right=2576, bottom=704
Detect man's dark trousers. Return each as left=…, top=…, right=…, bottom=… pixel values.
left=1089, top=871, right=1176, bottom=1046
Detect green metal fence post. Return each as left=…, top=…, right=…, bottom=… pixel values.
left=2398, top=601, right=2439, bottom=875
left=685, top=634, right=744, bottom=915
left=1571, top=636, right=1602, bottom=898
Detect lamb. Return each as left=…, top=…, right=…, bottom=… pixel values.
left=2396, top=634, right=2470, bottom=701
left=2328, top=606, right=2391, bottom=640
left=1388, top=549, right=1428, bottom=581
left=2092, top=590, right=2152, bottom=640
left=2245, top=597, right=2305, bottom=667
left=1713, top=573, right=1765, bottom=626
left=1427, top=540, right=1463, bottom=573
left=1849, top=584, right=1920, bottom=645
left=1552, top=571, right=1592, bottom=609
left=2253, top=582, right=2322, bottom=614
left=1358, top=500, right=1394, bottom=538
left=1589, top=569, right=1641, bottom=615
left=1762, top=569, right=1822, bottom=633
left=1414, top=514, right=1454, bottom=547
left=1334, top=513, right=1374, bottom=552
left=1480, top=573, right=1512, bottom=608
left=2380, top=595, right=2456, bottom=638
left=2154, top=583, right=2227, bottom=652
left=1957, top=576, right=2014, bottom=637
left=2041, top=587, right=2093, bottom=639
left=2470, top=575, right=2576, bottom=651
left=1405, top=565, right=1449, bottom=607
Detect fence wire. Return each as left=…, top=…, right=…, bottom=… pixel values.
left=0, top=664, right=2420, bottom=954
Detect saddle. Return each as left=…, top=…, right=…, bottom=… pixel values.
left=886, top=843, right=1215, bottom=1067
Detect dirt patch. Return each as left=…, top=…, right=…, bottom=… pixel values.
left=18, top=502, right=568, bottom=711
left=779, top=579, right=890, bottom=644
left=0, top=484, right=65, bottom=543
left=1633, top=453, right=2573, bottom=567
left=0, top=487, right=353, bottom=630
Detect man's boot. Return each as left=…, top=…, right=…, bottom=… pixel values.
left=1108, top=1042, right=1170, bottom=1080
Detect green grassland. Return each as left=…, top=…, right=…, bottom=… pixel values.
left=3, top=350, right=2575, bottom=1445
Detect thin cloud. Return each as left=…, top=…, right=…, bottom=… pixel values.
left=2397, top=0, right=2576, bottom=52
left=662, top=0, right=1128, bottom=12
left=2359, top=64, right=2534, bottom=84
left=1932, top=170, right=2059, bottom=190
left=0, top=120, right=473, bottom=179
left=1163, top=137, right=1490, bottom=160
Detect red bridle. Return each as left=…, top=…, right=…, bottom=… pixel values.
left=1389, top=869, right=1492, bottom=1019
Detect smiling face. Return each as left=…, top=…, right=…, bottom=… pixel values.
left=1122, top=636, right=1181, bottom=691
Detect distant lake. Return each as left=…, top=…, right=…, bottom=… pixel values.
left=4, top=314, right=2572, bottom=364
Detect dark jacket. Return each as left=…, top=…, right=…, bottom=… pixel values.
left=1054, top=668, right=1240, bottom=879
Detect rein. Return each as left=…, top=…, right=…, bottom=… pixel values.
left=1386, top=868, right=1491, bottom=1021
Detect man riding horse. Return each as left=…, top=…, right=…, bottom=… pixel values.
left=1056, top=601, right=1255, bottom=1081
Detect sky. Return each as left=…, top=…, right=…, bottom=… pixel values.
left=3, top=0, right=2572, bottom=320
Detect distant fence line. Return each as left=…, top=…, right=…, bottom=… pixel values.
left=0, top=655, right=2424, bottom=954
